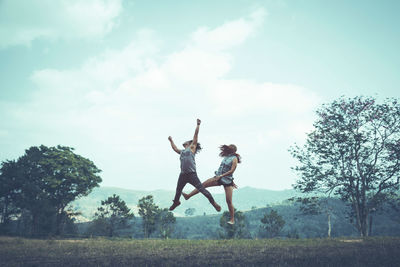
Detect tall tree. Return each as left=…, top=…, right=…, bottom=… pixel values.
left=92, top=194, right=134, bottom=237
left=290, top=96, right=400, bottom=236
left=260, top=209, right=285, bottom=238
left=0, top=160, right=21, bottom=232
left=138, top=195, right=159, bottom=238
left=1, top=145, right=102, bottom=236
left=219, top=209, right=249, bottom=239
left=156, top=208, right=176, bottom=239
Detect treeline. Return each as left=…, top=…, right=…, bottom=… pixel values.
left=0, top=143, right=399, bottom=239
left=82, top=194, right=176, bottom=239
left=0, top=144, right=274, bottom=239
left=79, top=195, right=400, bottom=239
left=1, top=142, right=400, bottom=239
left=77, top=193, right=293, bottom=239
left=2, top=95, right=400, bottom=239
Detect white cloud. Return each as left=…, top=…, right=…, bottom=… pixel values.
left=164, top=48, right=232, bottom=84
left=2, top=8, right=320, bottom=191
left=191, top=9, right=266, bottom=51
left=0, top=0, right=122, bottom=48
left=161, top=9, right=267, bottom=84
left=26, top=30, right=160, bottom=148
left=209, top=80, right=320, bottom=116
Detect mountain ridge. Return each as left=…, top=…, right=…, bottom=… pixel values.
left=72, top=186, right=302, bottom=220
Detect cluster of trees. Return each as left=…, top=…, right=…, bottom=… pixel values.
left=219, top=209, right=249, bottom=238
left=0, top=144, right=280, bottom=239
left=218, top=208, right=286, bottom=239
left=173, top=96, right=400, bottom=239
left=172, top=196, right=400, bottom=239
left=87, top=194, right=134, bottom=237
left=83, top=194, right=292, bottom=240
left=260, top=209, right=286, bottom=238
left=0, top=145, right=175, bottom=239
left=85, top=195, right=287, bottom=239
left=1, top=96, right=399, bottom=239
left=137, top=195, right=176, bottom=238
left=86, top=194, right=176, bottom=239
left=0, top=145, right=101, bottom=236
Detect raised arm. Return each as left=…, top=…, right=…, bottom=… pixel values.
left=168, top=136, right=181, bottom=154
left=191, top=119, right=201, bottom=151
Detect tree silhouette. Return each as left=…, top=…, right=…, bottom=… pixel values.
left=290, top=96, right=400, bottom=236
left=219, top=209, right=249, bottom=239
left=0, top=160, right=21, bottom=232
left=92, top=194, right=134, bottom=237
left=0, top=145, right=101, bottom=236
left=157, top=208, right=176, bottom=239
left=138, top=195, right=159, bottom=238
left=260, top=209, right=285, bottom=238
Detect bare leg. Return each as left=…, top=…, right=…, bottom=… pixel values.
left=183, top=177, right=219, bottom=200
left=224, top=185, right=235, bottom=224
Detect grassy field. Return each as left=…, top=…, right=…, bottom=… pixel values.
left=1, top=236, right=399, bottom=266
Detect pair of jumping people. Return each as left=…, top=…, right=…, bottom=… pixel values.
left=168, top=119, right=241, bottom=224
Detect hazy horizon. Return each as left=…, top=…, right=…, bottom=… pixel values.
left=87, top=184, right=297, bottom=192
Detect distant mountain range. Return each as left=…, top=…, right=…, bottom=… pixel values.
left=72, top=186, right=302, bottom=221
left=74, top=187, right=400, bottom=239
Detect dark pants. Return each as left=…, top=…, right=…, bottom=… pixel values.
left=173, top=172, right=215, bottom=203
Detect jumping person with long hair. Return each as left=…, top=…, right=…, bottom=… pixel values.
left=182, top=144, right=241, bottom=224
left=168, top=119, right=221, bottom=212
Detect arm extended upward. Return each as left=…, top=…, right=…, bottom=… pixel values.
left=168, top=136, right=181, bottom=154
left=190, top=119, right=201, bottom=153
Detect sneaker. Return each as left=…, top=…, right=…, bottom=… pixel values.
left=182, top=192, right=190, bottom=200
left=212, top=201, right=221, bottom=212
left=169, top=200, right=181, bottom=211
left=227, top=220, right=235, bottom=225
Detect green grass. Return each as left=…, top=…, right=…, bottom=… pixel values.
left=1, top=236, right=399, bottom=266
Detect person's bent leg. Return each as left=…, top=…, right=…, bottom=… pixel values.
left=188, top=173, right=221, bottom=212
left=170, top=173, right=186, bottom=211
left=224, top=185, right=235, bottom=224
left=183, top=177, right=219, bottom=200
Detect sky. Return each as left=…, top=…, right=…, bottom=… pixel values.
left=1, top=0, right=400, bottom=192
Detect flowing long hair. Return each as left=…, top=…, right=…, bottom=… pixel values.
left=219, top=144, right=241, bottom=163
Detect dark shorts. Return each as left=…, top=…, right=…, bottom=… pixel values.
left=179, top=172, right=203, bottom=188
left=217, top=177, right=234, bottom=187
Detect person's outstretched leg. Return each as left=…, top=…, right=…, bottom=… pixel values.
left=187, top=173, right=221, bottom=212
left=224, top=185, right=235, bottom=224
left=182, top=177, right=219, bottom=200
left=170, top=173, right=187, bottom=211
